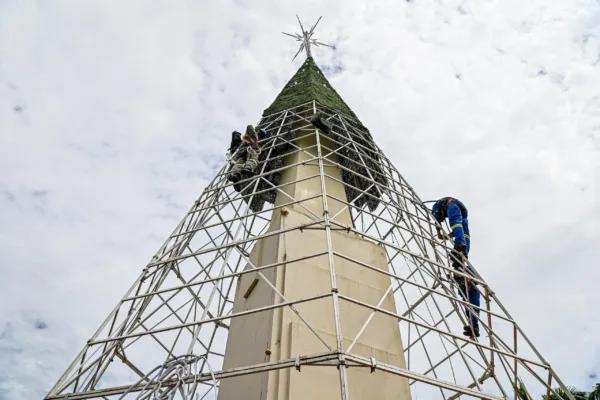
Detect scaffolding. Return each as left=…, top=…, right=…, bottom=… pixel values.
left=44, top=99, right=573, bottom=400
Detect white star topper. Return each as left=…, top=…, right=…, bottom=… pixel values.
left=283, top=15, right=334, bottom=61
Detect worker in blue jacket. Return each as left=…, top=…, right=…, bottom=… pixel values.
left=432, top=197, right=480, bottom=339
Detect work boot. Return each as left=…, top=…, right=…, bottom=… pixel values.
left=229, top=131, right=242, bottom=153
left=310, top=112, right=332, bottom=134
left=454, top=242, right=467, bottom=253
left=463, top=324, right=480, bottom=338
left=228, top=171, right=242, bottom=183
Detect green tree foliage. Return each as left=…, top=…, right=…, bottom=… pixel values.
left=588, top=383, right=600, bottom=400
left=263, top=57, right=360, bottom=122
left=542, top=386, right=588, bottom=400
left=514, top=381, right=533, bottom=400
left=498, top=381, right=598, bottom=400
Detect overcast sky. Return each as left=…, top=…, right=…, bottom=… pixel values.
left=1, top=1, right=599, bottom=399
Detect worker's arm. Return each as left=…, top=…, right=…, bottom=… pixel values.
left=436, top=227, right=444, bottom=240
left=433, top=211, right=446, bottom=240
left=436, top=227, right=454, bottom=240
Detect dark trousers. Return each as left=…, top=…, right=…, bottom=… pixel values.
left=452, top=252, right=480, bottom=327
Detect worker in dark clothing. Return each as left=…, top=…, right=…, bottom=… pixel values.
left=432, top=197, right=480, bottom=339
left=311, top=112, right=332, bottom=134
left=228, top=125, right=268, bottom=184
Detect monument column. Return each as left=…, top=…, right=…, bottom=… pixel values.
left=219, top=118, right=411, bottom=399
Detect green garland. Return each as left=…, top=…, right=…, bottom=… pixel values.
left=263, top=57, right=361, bottom=123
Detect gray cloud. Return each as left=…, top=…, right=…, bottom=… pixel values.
left=0, top=0, right=599, bottom=398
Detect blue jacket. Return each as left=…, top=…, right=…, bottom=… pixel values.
left=432, top=197, right=470, bottom=253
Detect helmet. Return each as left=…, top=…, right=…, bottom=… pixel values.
left=431, top=197, right=454, bottom=220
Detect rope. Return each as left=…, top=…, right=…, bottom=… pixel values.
left=118, top=354, right=217, bottom=400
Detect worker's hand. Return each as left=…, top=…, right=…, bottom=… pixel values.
left=437, top=232, right=445, bottom=241
left=449, top=232, right=455, bottom=238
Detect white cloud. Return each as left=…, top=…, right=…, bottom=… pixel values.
left=0, top=0, right=599, bottom=398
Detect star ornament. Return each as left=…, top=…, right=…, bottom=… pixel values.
left=283, top=15, right=335, bottom=61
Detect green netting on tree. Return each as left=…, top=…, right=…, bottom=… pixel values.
left=263, top=57, right=361, bottom=123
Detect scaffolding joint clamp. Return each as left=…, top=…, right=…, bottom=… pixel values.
left=331, top=287, right=338, bottom=293
left=295, top=356, right=301, bottom=372
left=370, top=357, right=377, bottom=373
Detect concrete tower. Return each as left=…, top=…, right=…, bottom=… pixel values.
left=45, top=19, right=574, bottom=400
left=217, top=56, right=411, bottom=399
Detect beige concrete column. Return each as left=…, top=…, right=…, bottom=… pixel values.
left=218, top=128, right=411, bottom=399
